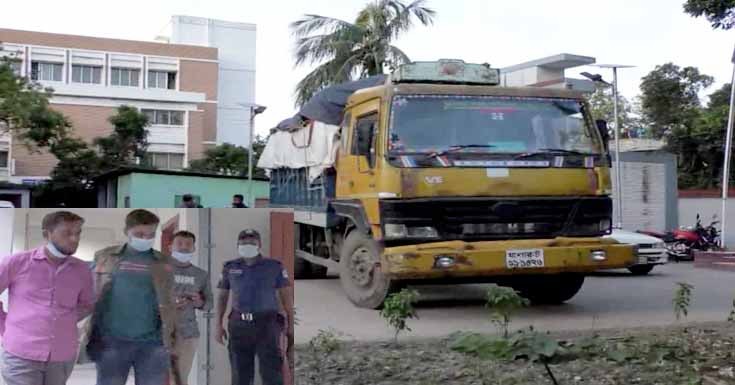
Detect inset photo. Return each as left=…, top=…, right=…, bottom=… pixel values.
left=0, top=208, right=293, bottom=385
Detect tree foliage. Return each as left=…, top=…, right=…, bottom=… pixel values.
left=683, top=0, right=735, bottom=29
left=290, top=0, right=435, bottom=106
left=187, top=136, right=267, bottom=177
left=639, top=63, right=714, bottom=139
left=588, top=85, right=643, bottom=138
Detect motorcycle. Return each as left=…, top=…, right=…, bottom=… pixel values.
left=637, top=214, right=720, bottom=261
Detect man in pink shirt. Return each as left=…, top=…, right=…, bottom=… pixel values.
left=0, top=211, right=95, bottom=385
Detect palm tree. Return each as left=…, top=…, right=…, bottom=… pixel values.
left=290, top=0, right=436, bottom=106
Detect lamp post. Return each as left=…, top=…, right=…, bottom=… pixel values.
left=582, top=64, right=635, bottom=229
left=721, top=46, right=735, bottom=248
left=239, top=103, right=267, bottom=206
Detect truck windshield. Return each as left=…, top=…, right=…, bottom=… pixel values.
left=388, top=95, right=601, bottom=155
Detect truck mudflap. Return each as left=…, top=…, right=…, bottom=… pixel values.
left=380, top=237, right=635, bottom=280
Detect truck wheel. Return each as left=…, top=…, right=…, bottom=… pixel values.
left=514, top=274, right=585, bottom=305
left=628, top=265, right=655, bottom=276
left=339, top=230, right=395, bottom=309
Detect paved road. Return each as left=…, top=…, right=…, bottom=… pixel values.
left=294, top=263, right=735, bottom=344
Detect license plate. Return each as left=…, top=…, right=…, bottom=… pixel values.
left=506, top=249, right=545, bottom=269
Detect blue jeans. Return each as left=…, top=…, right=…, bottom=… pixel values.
left=94, top=337, right=170, bottom=385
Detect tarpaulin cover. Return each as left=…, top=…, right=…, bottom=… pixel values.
left=297, top=75, right=387, bottom=125
left=257, top=121, right=340, bottom=182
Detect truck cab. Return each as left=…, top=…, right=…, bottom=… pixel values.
left=270, top=59, right=636, bottom=308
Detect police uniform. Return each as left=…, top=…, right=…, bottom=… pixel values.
left=218, top=245, right=289, bottom=385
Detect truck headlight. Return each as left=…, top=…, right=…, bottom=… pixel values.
left=384, top=224, right=439, bottom=239
left=385, top=224, right=408, bottom=239
left=653, top=242, right=666, bottom=249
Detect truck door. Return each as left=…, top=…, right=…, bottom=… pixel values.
left=336, top=99, right=381, bottom=199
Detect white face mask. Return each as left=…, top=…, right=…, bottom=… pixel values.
left=172, top=251, right=194, bottom=263
left=238, top=244, right=259, bottom=259
left=46, top=241, right=70, bottom=259
left=128, top=236, right=155, bottom=252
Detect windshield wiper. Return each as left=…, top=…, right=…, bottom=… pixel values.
left=424, top=144, right=497, bottom=159
left=514, top=148, right=587, bottom=160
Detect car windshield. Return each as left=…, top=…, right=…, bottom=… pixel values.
left=388, top=95, right=601, bottom=155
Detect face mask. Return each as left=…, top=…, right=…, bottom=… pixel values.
left=46, top=241, right=70, bottom=259
left=128, top=236, right=155, bottom=252
left=172, top=251, right=194, bottom=263
left=238, top=244, right=259, bottom=259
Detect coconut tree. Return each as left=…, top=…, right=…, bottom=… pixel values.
left=290, top=0, right=435, bottom=106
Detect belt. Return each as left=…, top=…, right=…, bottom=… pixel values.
left=230, top=311, right=278, bottom=322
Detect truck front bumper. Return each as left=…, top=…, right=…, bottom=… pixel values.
left=381, top=237, right=636, bottom=280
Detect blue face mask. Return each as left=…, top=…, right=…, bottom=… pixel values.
left=46, top=241, right=70, bottom=259
left=238, top=244, right=259, bottom=259
left=172, top=251, right=194, bottom=263
left=128, top=236, right=155, bottom=252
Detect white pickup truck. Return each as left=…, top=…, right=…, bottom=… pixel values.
left=605, top=229, right=668, bottom=275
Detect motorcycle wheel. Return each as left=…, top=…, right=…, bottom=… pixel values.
left=668, top=241, right=692, bottom=261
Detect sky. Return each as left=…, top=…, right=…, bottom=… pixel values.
left=2, top=0, right=734, bottom=137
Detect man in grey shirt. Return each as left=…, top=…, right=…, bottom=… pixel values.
left=169, top=230, right=213, bottom=385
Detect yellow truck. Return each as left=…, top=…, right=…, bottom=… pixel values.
left=264, top=59, right=635, bottom=308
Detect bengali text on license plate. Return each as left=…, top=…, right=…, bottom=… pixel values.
left=506, top=249, right=545, bottom=269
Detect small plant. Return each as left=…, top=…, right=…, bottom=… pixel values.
left=309, top=328, right=342, bottom=355
left=451, top=327, right=563, bottom=385
left=485, top=284, right=530, bottom=338
left=728, top=298, right=735, bottom=323
left=380, top=288, right=420, bottom=344
left=673, top=282, right=694, bottom=322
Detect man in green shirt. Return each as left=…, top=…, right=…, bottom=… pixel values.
left=80, top=210, right=178, bottom=385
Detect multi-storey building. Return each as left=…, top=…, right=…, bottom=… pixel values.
left=0, top=15, right=256, bottom=186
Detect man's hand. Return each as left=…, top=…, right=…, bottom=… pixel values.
left=215, top=326, right=227, bottom=345
left=190, top=293, right=205, bottom=309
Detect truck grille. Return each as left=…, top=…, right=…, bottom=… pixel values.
left=379, top=197, right=612, bottom=242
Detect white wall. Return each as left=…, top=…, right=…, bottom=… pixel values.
left=679, top=198, right=735, bottom=248
left=10, top=209, right=186, bottom=261
left=171, top=15, right=257, bottom=147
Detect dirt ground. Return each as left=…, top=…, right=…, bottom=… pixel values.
left=295, top=322, right=735, bottom=385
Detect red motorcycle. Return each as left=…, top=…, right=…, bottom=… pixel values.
left=638, top=214, right=720, bottom=261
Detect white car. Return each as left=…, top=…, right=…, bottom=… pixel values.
left=0, top=201, right=14, bottom=208
left=604, top=229, right=668, bottom=275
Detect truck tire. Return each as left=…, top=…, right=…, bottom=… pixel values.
left=339, top=230, right=396, bottom=309
left=513, top=274, right=585, bottom=305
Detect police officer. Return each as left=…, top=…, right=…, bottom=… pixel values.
left=215, top=229, right=293, bottom=385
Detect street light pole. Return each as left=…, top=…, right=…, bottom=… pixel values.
left=239, top=103, right=266, bottom=207
left=720, top=47, right=735, bottom=248
left=248, top=106, right=255, bottom=207
left=594, top=64, right=635, bottom=229
left=612, top=67, right=623, bottom=229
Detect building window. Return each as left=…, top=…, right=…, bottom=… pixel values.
left=0, top=151, right=8, bottom=168
left=111, top=68, right=140, bottom=87
left=147, top=70, right=176, bottom=90
left=71, top=65, right=102, bottom=84
left=31, top=62, right=63, bottom=82
left=146, top=152, right=184, bottom=170
left=142, top=109, right=185, bottom=126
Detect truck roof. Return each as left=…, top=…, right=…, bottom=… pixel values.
left=347, top=82, right=587, bottom=107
